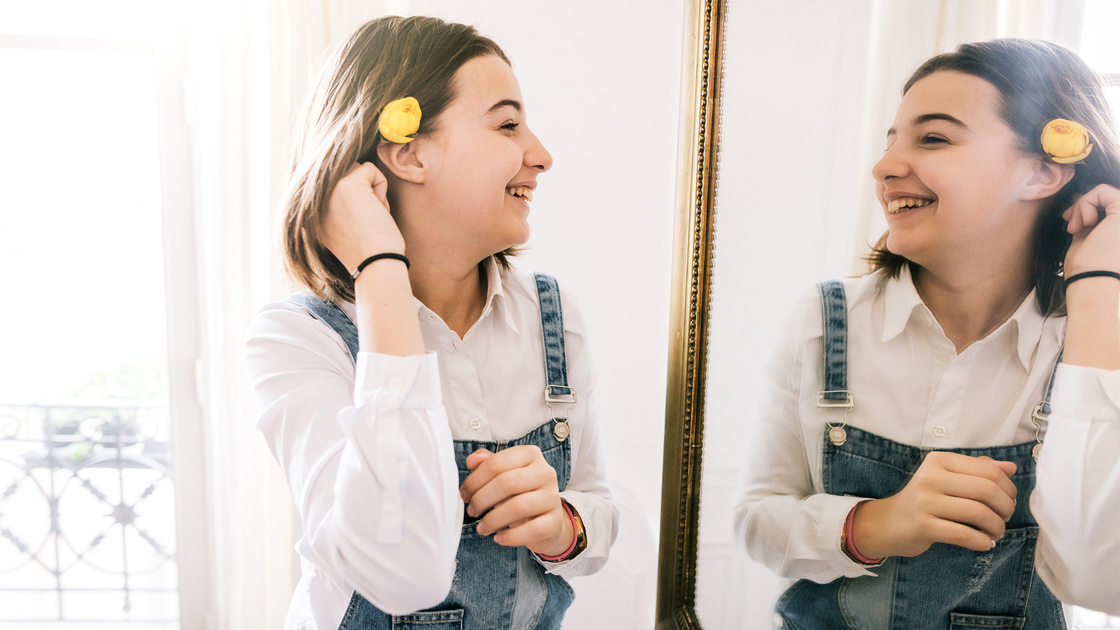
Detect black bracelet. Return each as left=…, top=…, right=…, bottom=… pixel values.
left=351, top=253, right=410, bottom=280
left=1063, top=270, right=1120, bottom=289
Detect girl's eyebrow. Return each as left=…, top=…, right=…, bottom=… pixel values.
left=487, top=98, right=522, bottom=114
left=886, top=112, right=968, bottom=137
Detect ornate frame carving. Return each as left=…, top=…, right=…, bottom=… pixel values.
left=655, top=0, right=726, bottom=627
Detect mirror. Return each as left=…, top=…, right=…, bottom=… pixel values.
left=656, top=1, right=1092, bottom=627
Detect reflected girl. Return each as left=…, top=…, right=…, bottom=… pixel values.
left=245, top=16, right=617, bottom=630
left=734, top=39, right=1119, bottom=627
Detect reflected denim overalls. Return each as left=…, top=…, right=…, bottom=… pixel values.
left=288, top=273, right=575, bottom=630
left=773, top=281, right=1065, bottom=630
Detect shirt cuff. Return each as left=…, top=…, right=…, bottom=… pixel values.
left=353, top=351, right=442, bottom=408
left=1051, top=364, right=1120, bottom=422
left=817, top=495, right=880, bottom=578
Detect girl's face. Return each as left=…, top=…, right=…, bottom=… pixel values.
left=872, top=71, right=1042, bottom=272
left=414, top=55, right=552, bottom=259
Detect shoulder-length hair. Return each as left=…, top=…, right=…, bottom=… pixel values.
left=867, top=39, right=1120, bottom=315
left=282, top=16, right=510, bottom=302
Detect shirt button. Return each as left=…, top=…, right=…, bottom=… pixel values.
left=933, top=425, right=947, bottom=438
left=773, top=613, right=785, bottom=628
left=469, top=418, right=482, bottom=430
left=388, top=378, right=405, bottom=391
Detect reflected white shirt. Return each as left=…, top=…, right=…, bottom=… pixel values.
left=733, top=266, right=1119, bottom=613
left=245, top=260, right=618, bottom=630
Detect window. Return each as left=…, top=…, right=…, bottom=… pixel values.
left=0, top=2, right=201, bottom=626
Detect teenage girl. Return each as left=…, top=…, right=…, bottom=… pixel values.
left=734, top=39, right=1119, bottom=628
left=245, top=16, right=617, bottom=630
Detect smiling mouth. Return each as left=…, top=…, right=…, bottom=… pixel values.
left=887, top=197, right=933, bottom=214
left=507, top=186, right=533, bottom=202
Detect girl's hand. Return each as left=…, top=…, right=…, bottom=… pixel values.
left=320, top=162, right=405, bottom=271
left=1061, top=184, right=1120, bottom=370
left=851, top=452, right=1018, bottom=559
left=1063, top=184, right=1120, bottom=278
left=460, top=446, right=575, bottom=558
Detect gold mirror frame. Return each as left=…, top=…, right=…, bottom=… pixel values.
left=655, top=0, right=726, bottom=627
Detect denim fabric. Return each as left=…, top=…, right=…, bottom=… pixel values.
left=287, top=273, right=575, bottom=630
left=817, top=280, right=849, bottom=402
left=287, top=292, right=359, bottom=362
left=773, top=283, right=1064, bottom=630
left=534, top=273, right=571, bottom=398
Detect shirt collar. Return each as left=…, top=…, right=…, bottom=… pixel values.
left=879, top=265, right=1045, bottom=370
left=480, top=256, right=520, bottom=336
left=880, top=264, right=927, bottom=344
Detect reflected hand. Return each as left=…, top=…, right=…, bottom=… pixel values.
left=459, top=446, right=574, bottom=558
left=852, top=452, right=1017, bottom=559
left=1063, top=184, right=1120, bottom=278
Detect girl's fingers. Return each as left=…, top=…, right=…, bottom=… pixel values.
left=466, top=465, right=552, bottom=517
left=492, top=511, right=561, bottom=548
left=927, top=518, right=1000, bottom=553
left=929, top=495, right=1008, bottom=541
left=932, top=453, right=1018, bottom=501
left=476, top=489, right=554, bottom=536
left=460, top=445, right=552, bottom=509
left=939, top=472, right=1016, bottom=521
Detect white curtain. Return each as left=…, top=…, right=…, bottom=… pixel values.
left=184, top=0, right=330, bottom=626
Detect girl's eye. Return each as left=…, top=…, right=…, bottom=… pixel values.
left=501, top=122, right=520, bottom=131
left=921, top=134, right=948, bottom=145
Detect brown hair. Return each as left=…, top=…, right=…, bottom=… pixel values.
left=282, top=16, right=511, bottom=302
left=867, top=39, right=1120, bottom=315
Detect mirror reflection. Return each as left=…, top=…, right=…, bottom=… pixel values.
left=697, top=1, right=1120, bottom=628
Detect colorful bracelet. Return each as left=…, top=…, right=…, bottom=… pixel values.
left=841, top=503, right=883, bottom=566
left=535, top=501, right=582, bottom=562
left=1064, top=270, right=1120, bottom=289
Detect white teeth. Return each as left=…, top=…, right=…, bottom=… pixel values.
left=888, top=197, right=932, bottom=214
left=507, top=186, right=533, bottom=202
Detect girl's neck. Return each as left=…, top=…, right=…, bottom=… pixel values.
left=912, top=262, right=1033, bottom=354
left=405, top=240, right=488, bottom=340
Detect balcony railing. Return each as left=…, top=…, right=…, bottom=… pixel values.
left=0, top=401, right=178, bottom=624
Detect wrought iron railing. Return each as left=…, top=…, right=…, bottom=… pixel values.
left=0, top=401, right=178, bottom=624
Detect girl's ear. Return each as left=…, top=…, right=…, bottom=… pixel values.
left=377, top=140, right=427, bottom=184
left=1022, top=157, right=1075, bottom=201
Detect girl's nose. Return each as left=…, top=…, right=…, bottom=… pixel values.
left=872, top=141, right=907, bottom=182
left=525, top=128, right=553, bottom=172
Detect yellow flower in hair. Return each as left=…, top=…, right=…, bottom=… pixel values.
left=1041, top=118, right=1093, bottom=164
left=378, top=97, right=422, bottom=144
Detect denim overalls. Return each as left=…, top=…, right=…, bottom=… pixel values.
left=773, top=280, right=1065, bottom=630
left=288, top=273, right=575, bottom=630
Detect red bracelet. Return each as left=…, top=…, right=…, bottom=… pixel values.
left=535, top=501, right=579, bottom=561
left=843, top=504, right=883, bottom=565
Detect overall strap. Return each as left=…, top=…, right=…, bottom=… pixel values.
left=817, top=280, right=852, bottom=405
left=1030, top=347, right=1064, bottom=459
left=533, top=273, right=575, bottom=442
left=286, top=293, right=359, bottom=364
left=1039, top=348, right=1063, bottom=415
left=533, top=273, right=572, bottom=398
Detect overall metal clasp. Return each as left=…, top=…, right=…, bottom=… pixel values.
left=817, top=390, right=854, bottom=446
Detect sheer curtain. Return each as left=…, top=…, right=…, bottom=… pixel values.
left=184, top=0, right=331, bottom=625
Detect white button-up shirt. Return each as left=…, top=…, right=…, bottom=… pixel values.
left=733, top=266, right=1120, bottom=613
left=245, top=259, right=618, bottom=630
